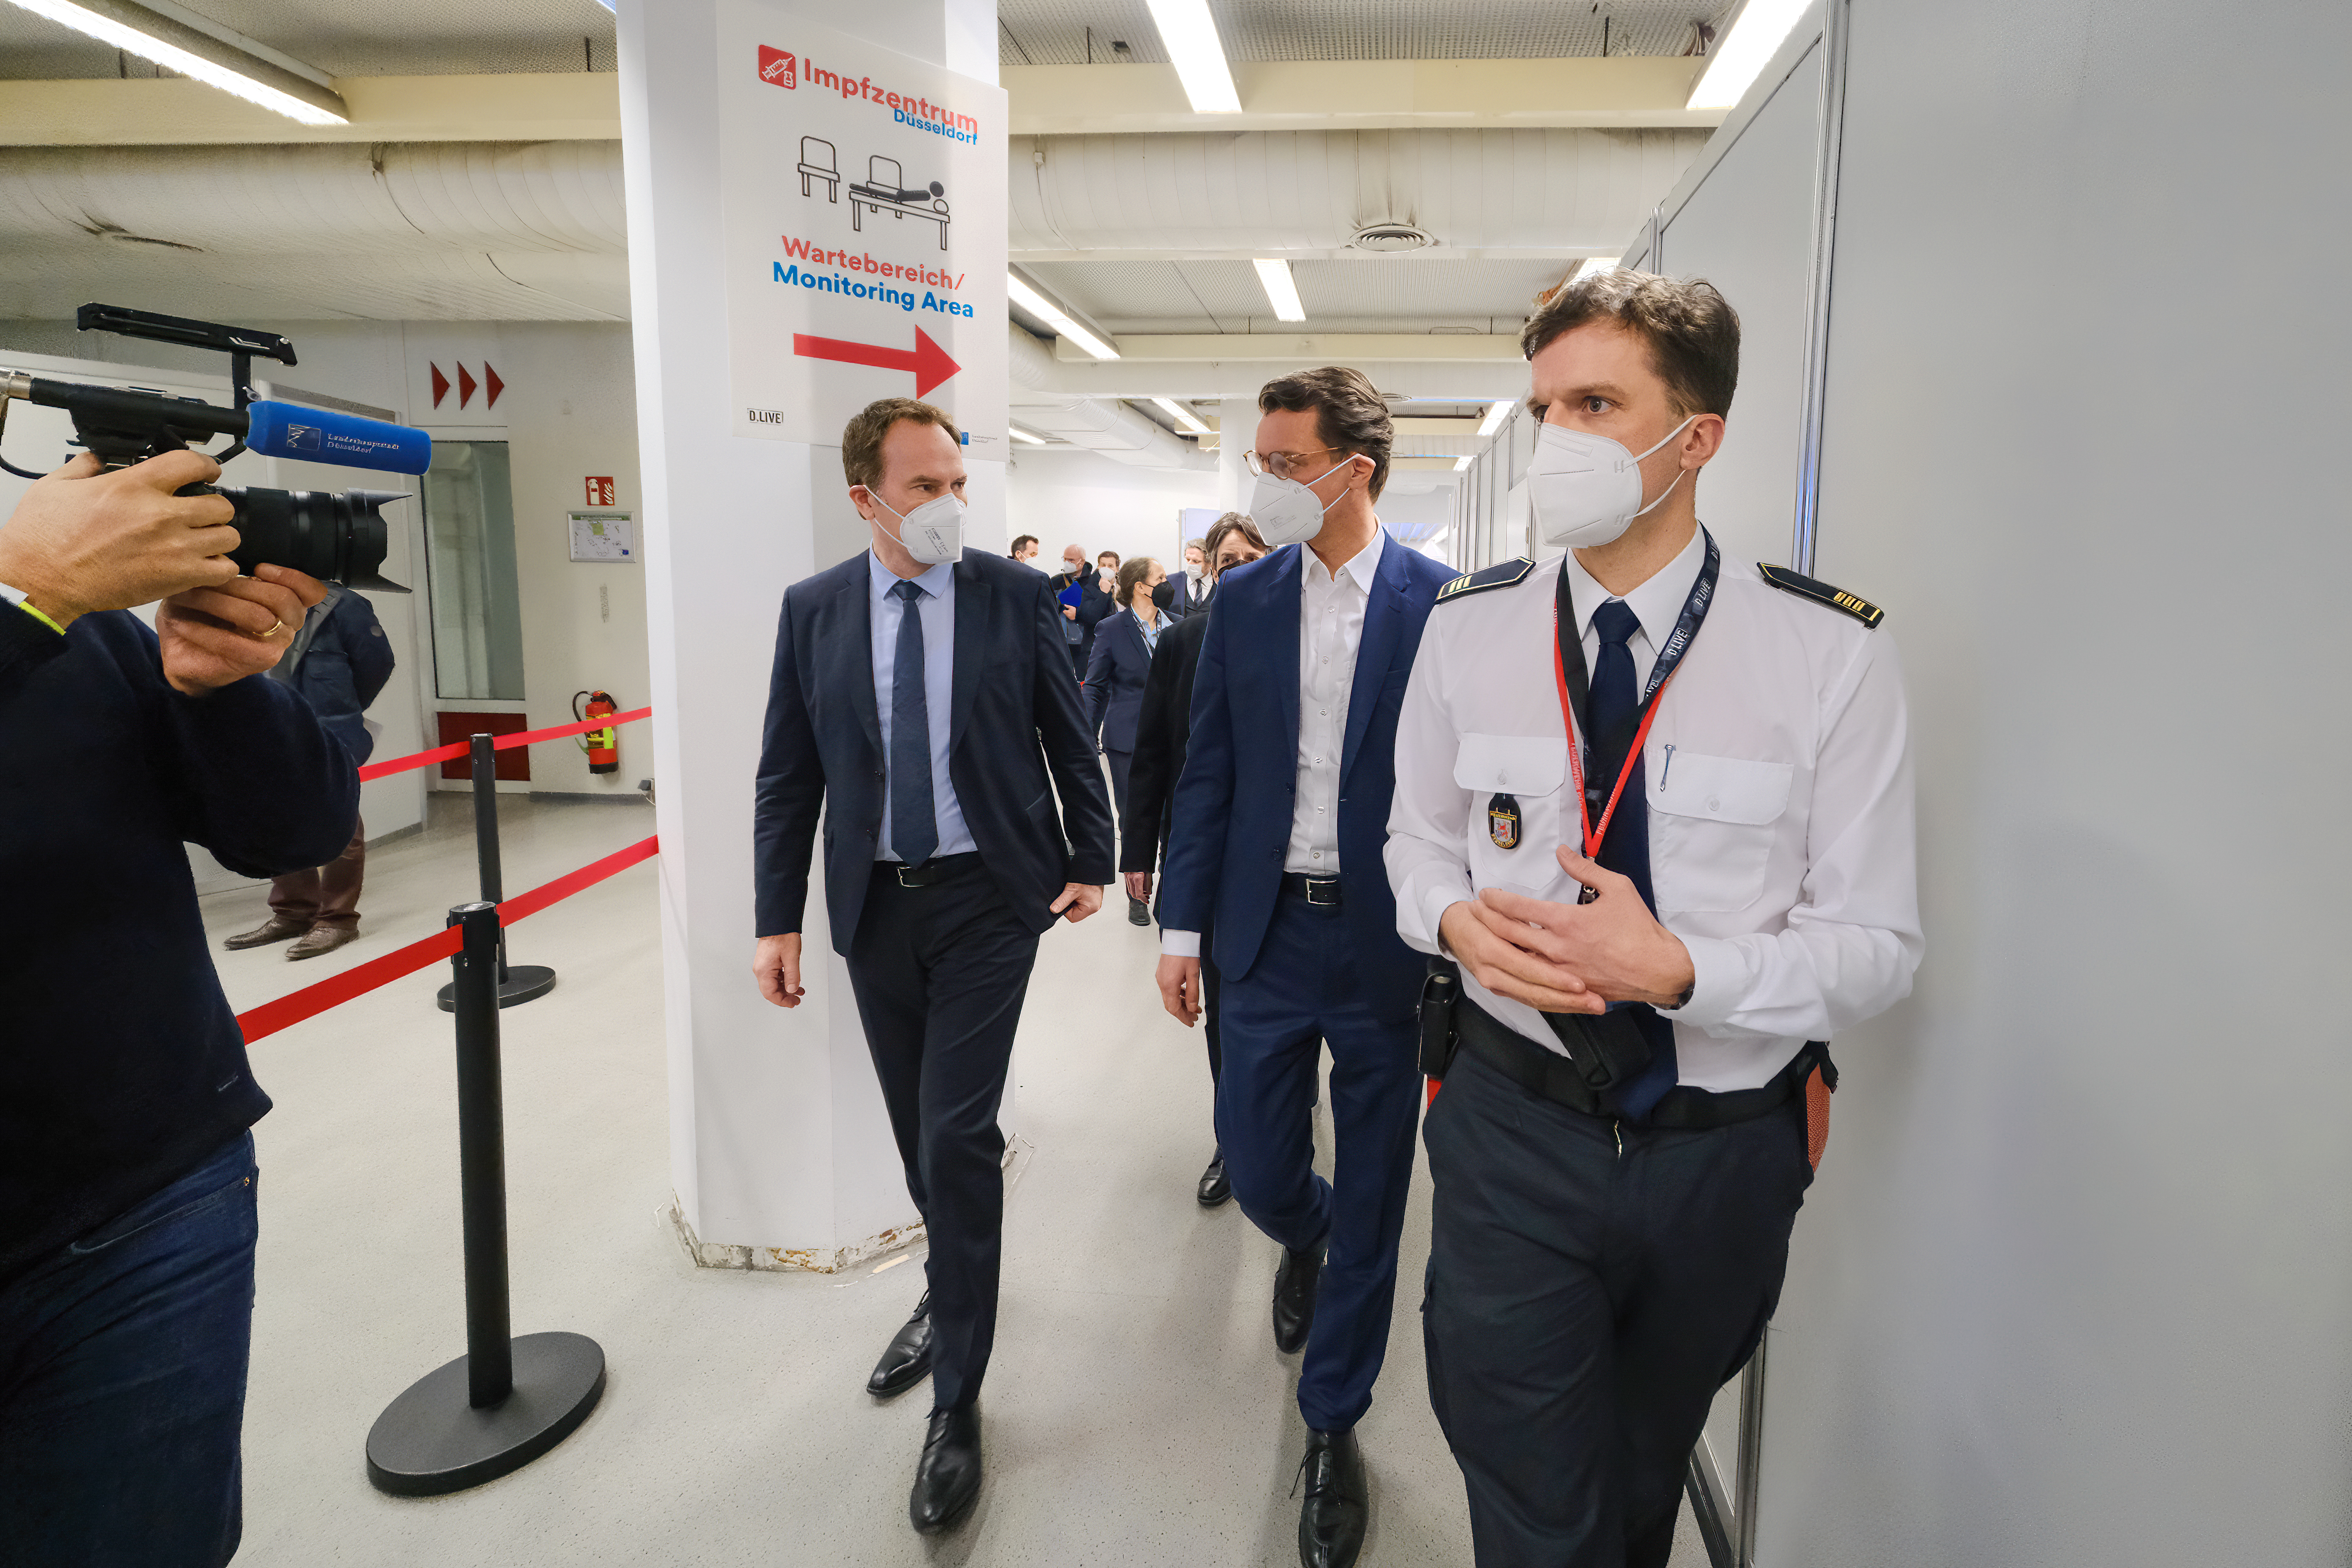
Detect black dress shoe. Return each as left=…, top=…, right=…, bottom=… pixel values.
left=909, top=1403, right=982, bottom=1534
left=1197, top=1147, right=1231, bottom=1207
left=867, top=1291, right=932, bottom=1398
left=1127, top=895, right=1152, bottom=926
left=1295, top=1426, right=1367, bottom=1568
left=1272, top=1244, right=1323, bottom=1354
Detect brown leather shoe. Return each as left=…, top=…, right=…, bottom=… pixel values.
left=224, top=917, right=310, bottom=951
left=285, top=924, right=359, bottom=961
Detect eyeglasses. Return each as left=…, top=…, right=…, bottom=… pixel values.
left=1243, top=446, right=1348, bottom=481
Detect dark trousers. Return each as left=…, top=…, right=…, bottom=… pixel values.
left=1422, top=1047, right=1813, bottom=1568
left=1066, top=638, right=1087, bottom=681
left=269, top=813, right=365, bottom=927
left=1215, top=887, right=1420, bottom=1431
left=0, top=1133, right=258, bottom=1568
left=1200, top=926, right=1223, bottom=1087
left=843, top=864, right=1039, bottom=1413
left=1104, top=748, right=1133, bottom=834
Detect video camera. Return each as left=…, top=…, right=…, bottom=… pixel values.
left=0, top=304, right=433, bottom=592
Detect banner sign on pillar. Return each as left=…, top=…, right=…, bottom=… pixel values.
left=717, top=6, right=1008, bottom=455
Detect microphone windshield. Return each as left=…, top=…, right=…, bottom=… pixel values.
left=244, top=400, right=432, bottom=474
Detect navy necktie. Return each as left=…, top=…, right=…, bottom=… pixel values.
left=1586, top=599, right=1677, bottom=1119
left=889, top=579, right=939, bottom=867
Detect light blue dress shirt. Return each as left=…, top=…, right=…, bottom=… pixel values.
left=868, top=551, right=976, bottom=862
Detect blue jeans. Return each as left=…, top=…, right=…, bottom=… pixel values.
left=0, top=1133, right=259, bottom=1568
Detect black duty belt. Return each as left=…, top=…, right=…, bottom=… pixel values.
left=1280, top=872, right=1344, bottom=907
left=878, top=852, right=982, bottom=889
left=1456, top=998, right=1829, bottom=1131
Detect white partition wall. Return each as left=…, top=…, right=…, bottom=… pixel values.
left=1660, top=0, right=2352, bottom=1563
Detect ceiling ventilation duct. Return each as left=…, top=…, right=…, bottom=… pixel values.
left=1350, top=223, right=1433, bottom=253
left=1005, top=324, right=1210, bottom=472
left=1011, top=128, right=1709, bottom=256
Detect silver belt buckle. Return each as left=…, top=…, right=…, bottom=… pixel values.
left=1303, top=876, right=1341, bottom=907
left=896, top=862, right=922, bottom=887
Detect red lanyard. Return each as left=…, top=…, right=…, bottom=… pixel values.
left=1553, top=609, right=1677, bottom=860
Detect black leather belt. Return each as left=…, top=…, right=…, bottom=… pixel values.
left=1280, top=872, right=1344, bottom=907
left=1456, top=999, right=1828, bottom=1131
left=877, top=852, right=982, bottom=889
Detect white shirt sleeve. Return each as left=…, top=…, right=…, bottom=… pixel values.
left=1384, top=615, right=1478, bottom=957
left=1160, top=929, right=1202, bottom=958
left=1657, top=628, right=1923, bottom=1040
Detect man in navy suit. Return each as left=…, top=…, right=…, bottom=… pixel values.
left=1155, top=368, right=1455, bottom=1568
left=751, top=398, right=1115, bottom=1536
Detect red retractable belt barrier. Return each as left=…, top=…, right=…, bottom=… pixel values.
left=235, top=833, right=659, bottom=1044
left=357, top=707, right=653, bottom=783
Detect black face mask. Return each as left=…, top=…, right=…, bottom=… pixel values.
left=1151, top=579, right=1176, bottom=609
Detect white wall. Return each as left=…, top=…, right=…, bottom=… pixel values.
left=1006, top=444, right=1222, bottom=572
left=1748, top=3, right=2352, bottom=1565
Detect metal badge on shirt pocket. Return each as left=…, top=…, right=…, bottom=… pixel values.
left=1487, top=793, right=1521, bottom=850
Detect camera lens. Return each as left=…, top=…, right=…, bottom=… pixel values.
left=214, top=485, right=411, bottom=592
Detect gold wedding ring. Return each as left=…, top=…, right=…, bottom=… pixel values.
left=256, top=619, right=286, bottom=641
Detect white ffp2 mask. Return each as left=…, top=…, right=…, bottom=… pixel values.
left=1527, top=417, right=1696, bottom=549
left=873, top=492, right=966, bottom=565
left=1248, top=460, right=1350, bottom=548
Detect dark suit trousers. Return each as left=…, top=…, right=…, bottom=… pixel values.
left=268, top=815, right=365, bottom=928
left=843, top=863, right=1040, bottom=1413
left=1422, top=1046, right=1813, bottom=1568
left=1215, top=887, right=1421, bottom=1431
left=1103, top=748, right=1133, bottom=833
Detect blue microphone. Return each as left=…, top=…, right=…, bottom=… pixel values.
left=245, top=400, right=432, bottom=474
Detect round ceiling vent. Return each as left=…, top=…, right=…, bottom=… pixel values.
left=1350, top=223, right=1434, bottom=253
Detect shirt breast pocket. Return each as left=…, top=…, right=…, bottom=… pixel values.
left=1649, top=752, right=1792, bottom=913
left=1453, top=733, right=1570, bottom=891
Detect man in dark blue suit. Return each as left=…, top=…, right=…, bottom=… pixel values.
left=751, top=398, right=1115, bottom=1536
left=1154, top=368, right=1455, bottom=1568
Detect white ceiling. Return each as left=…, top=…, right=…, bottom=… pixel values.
left=1027, top=255, right=1569, bottom=334
left=999, top=0, right=1732, bottom=64
left=0, top=0, right=617, bottom=79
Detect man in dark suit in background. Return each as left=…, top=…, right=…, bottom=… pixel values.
left=751, top=398, right=1115, bottom=1536
left=1154, top=369, right=1456, bottom=1568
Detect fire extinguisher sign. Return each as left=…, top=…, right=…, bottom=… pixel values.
left=585, top=476, right=617, bottom=506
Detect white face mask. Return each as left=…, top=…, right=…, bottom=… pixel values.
left=1527, top=416, right=1696, bottom=550
left=870, top=490, right=966, bottom=565
left=1249, top=460, right=1351, bottom=547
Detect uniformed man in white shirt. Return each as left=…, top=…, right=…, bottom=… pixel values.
left=1386, top=271, right=1922, bottom=1566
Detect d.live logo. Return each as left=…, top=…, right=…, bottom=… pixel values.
left=758, top=46, right=796, bottom=89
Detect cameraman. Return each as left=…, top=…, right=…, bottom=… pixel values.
left=0, top=450, right=359, bottom=1567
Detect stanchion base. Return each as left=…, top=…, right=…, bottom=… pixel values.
left=365, top=1331, right=605, bottom=1497
left=436, top=965, right=557, bottom=1012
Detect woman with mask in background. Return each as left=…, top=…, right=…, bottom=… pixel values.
left=1085, top=555, right=1169, bottom=922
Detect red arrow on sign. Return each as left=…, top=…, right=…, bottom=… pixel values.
left=792, top=327, right=961, bottom=400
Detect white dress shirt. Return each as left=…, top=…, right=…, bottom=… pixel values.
left=868, top=551, right=977, bottom=862
left=1162, top=525, right=1387, bottom=958
left=1384, top=526, right=1922, bottom=1091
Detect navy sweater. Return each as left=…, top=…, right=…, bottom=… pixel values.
left=0, top=604, right=358, bottom=1284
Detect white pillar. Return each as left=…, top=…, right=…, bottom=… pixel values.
left=618, top=0, right=1001, bottom=1272
left=1217, top=396, right=1256, bottom=514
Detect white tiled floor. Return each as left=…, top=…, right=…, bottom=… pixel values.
left=202, top=794, right=1708, bottom=1567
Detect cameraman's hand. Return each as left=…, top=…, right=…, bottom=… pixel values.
left=157, top=563, right=326, bottom=696
left=0, top=452, right=240, bottom=628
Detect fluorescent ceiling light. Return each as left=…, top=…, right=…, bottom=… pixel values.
left=1477, top=400, right=1513, bottom=438
left=1007, top=424, right=1046, bottom=445
left=10, top=0, right=346, bottom=124
left=1453, top=454, right=1474, bottom=471
left=1141, top=0, right=1241, bottom=114
left=1571, top=256, right=1621, bottom=284
left=1006, top=272, right=1120, bottom=360
left=1253, top=259, right=1306, bottom=323
left=1149, top=396, right=1210, bottom=435
left=1687, top=0, right=1812, bottom=111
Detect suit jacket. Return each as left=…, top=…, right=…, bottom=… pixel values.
left=754, top=549, right=1118, bottom=956
left=275, top=586, right=394, bottom=764
left=1158, top=537, right=1455, bottom=1017
left=1165, top=571, right=1205, bottom=621
left=1049, top=568, right=1087, bottom=644
left=1083, top=608, right=1159, bottom=754
left=1120, top=610, right=1209, bottom=876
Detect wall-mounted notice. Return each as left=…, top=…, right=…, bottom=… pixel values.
left=569, top=511, right=636, bottom=562
left=715, top=4, right=1007, bottom=455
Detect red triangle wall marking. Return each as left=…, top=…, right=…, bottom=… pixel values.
left=483, top=363, right=505, bottom=409
left=456, top=363, right=478, bottom=409
left=430, top=363, right=449, bottom=408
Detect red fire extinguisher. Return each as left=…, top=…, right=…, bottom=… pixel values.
left=575, top=690, right=619, bottom=774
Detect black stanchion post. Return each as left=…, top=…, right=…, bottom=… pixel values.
left=437, top=732, right=556, bottom=1011
left=366, top=902, right=605, bottom=1496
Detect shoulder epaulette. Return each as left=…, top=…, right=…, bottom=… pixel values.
left=1757, top=563, right=1883, bottom=628
left=1435, top=557, right=1535, bottom=605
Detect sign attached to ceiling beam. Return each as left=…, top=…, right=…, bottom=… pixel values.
left=717, top=7, right=1007, bottom=455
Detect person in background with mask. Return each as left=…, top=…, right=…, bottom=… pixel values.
left=1122, top=512, right=1265, bottom=1205
left=1167, top=536, right=1209, bottom=619
left=1007, top=534, right=1042, bottom=569
left=1082, top=555, right=1169, bottom=921
left=1049, top=543, right=1089, bottom=678
left=1152, top=368, right=1454, bottom=1568
left=1387, top=271, right=1920, bottom=1565
left=751, top=397, right=1116, bottom=1537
